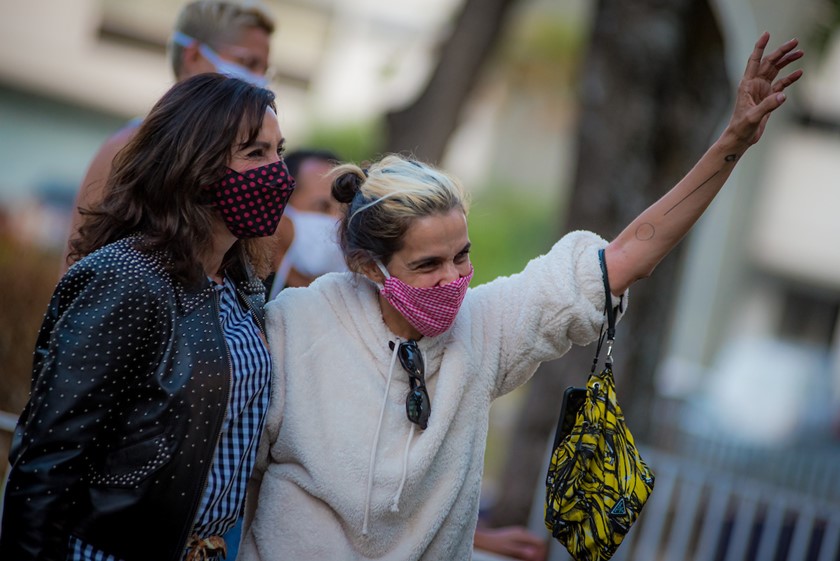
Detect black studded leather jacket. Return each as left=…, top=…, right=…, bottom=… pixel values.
left=0, top=236, right=267, bottom=561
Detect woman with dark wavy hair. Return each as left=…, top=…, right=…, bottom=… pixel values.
left=1, top=73, right=294, bottom=561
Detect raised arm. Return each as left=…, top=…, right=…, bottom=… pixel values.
left=605, top=32, right=803, bottom=294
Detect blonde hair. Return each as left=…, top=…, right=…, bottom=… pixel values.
left=331, top=154, right=470, bottom=273
left=168, top=0, right=275, bottom=77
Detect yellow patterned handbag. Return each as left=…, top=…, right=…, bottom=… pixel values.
left=544, top=248, right=655, bottom=561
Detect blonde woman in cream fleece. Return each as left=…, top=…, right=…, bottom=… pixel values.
left=241, top=33, right=803, bottom=561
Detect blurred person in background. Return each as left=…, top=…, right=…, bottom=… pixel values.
left=266, top=148, right=348, bottom=299
left=0, top=74, right=293, bottom=561
left=240, top=34, right=802, bottom=561
left=61, top=0, right=276, bottom=273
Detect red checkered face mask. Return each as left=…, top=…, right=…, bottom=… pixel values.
left=376, top=260, right=474, bottom=338
left=203, top=160, right=295, bottom=238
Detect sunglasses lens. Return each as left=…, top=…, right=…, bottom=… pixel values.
left=399, top=340, right=430, bottom=429
left=398, top=342, right=424, bottom=377
left=406, top=388, right=430, bottom=430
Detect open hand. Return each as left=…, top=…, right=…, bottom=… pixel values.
left=727, top=32, right=804, bottom=147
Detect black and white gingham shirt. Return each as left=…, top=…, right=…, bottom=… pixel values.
left=70, top=277, right=271, bottom=560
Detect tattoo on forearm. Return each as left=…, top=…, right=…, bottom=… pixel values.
left=664, top=169, right=720, bottom=215
left=639, top=155, right=740, bottom=237
left=664, top=155, right=738, bottom=215
left=663, top=159, right=724, bottom=216
left=635, top=223, right=655, bottom=241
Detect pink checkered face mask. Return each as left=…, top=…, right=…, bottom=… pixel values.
left=376, top=260, right=474, bottom=338
left=203, top=160, right=295, bottom=239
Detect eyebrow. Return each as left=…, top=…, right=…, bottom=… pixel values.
left=238, top=137, right=285, bottom=151
left=406, top=242, right=471, bottom=269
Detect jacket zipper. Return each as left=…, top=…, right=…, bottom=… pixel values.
left=236, top=286, right=266, bottom=336
left=174, top=286, right=233, bottom=559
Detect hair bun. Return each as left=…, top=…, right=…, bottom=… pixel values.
left=332, top=168, right=365, bottom=204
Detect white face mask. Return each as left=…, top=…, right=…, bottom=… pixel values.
left=283, top=208, right=347, bottom=279
left=171, top=31, right=268, bottom=87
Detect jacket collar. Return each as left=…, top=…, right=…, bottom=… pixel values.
left=128, top=234, right=265, bottom=317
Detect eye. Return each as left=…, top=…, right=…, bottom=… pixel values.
left=240, top=56, right=266, bottom=74
left=455, top=248, right=471, bottom=263
left=277, top=144, right=286, bottom=158
left=247, top=149, right=264, bottom=158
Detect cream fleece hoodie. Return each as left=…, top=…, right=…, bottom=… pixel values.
left=240, top=230, right=625, bottom=561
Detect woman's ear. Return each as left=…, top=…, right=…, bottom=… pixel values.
left=359, top=259, right=386, bottom=285
left=179, top=41, right=210, bottom=78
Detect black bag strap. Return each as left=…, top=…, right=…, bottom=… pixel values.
left=548, top=248, right=619, bottom=449
left=591, top=248, right=617, bottom=371
left=599, top=248, right=616, bottom=342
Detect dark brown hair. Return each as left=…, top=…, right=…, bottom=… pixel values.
left=70, top=73, right=277, bottom=287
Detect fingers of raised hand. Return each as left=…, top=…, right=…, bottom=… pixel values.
left=754, top=91, right=786, bottom=119
left=744, top=32, right=771, bottom=78
left=775, top=47, right=804, bottom=69
left=764, top=41, right=803, bottom=81
left=771, top=68, right=804, bottom=94
left=746, top=34, right=803, bottom=82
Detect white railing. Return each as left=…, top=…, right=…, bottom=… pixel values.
left=527, top=447, right=840, bottom=561
left=649, top=397, right=840, bottom=505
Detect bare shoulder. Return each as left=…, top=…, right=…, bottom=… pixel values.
left=76, top=123, right=139, bottom=211
left=63, top=121, right=142, bottom=271
left=80, top=123, right=140, bottom=194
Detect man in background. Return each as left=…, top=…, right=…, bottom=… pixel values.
left=267, top=148, right=348, bottom=299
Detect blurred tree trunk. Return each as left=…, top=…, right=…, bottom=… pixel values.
left=489, top=0, right=731, bottom=528
left=384, top=0, right=521, bottom=163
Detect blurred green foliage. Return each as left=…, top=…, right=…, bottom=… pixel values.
left=810, top=0, right=840, bottom=53
left=294, top=118, right=386, bottom=165
left=496, top=7, right=586, bottom=99
left=500, top=10, right=584, bottom=68
left=468, top=185, right=560, bottom=286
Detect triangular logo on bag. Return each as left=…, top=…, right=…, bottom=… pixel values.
left=610, top=498, right=627, bottom=516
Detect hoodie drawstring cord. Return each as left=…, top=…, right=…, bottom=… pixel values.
left=390, top=423, right=415, bottom=512
left=362, top=340, right=401, bottom=535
